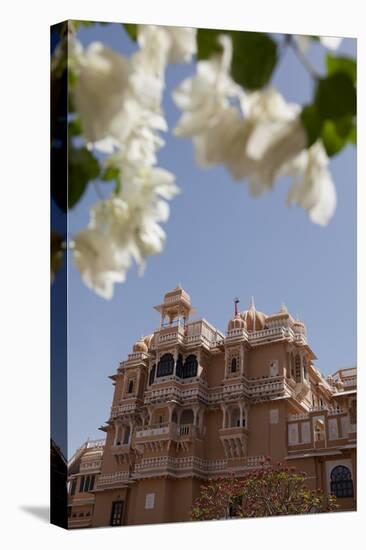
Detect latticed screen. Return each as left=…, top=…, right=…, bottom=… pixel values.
left=330, top=466, right=354, bottom=498
left=110, top=501, right=124, bottom=526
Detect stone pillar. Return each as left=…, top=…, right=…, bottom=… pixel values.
left=193, top=405, right=199, bottom=426
left=147, top=406, right=154, bottom=426
left=113, top=421, right=119, bottom=446
left=240, top=346, right=245, bottom=376
left=239, top=403, right=243, bottom=427
left=221, top=404, right=227, bottom=429
left=128, top=420, right=133, bottom=444
left=167, top=403, right=175, bottom=423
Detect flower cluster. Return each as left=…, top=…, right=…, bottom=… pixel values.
left=173, top=34, right=337, bottom=226
left=71, top=26, right=196, bottom=298
left=191, top=461, right=338, bottom=520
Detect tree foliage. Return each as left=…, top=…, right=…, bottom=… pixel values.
left=191, top=462, right=338, bottom=520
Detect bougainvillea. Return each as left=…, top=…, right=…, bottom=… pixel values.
left=191, top=460, right=338, bottom=520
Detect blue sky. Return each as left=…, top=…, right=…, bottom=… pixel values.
left=65, top=23, right=356, bottom=456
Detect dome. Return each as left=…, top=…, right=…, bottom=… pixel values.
left=133, top=339, right=148, bottom=353
left=239, top=307, right=266, bottom=332
left=227, top=316, right=246, bottom=331
left=143, top=333, right=155, bottom=349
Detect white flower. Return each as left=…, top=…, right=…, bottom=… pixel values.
left=320, top=36, right=343, bottom=50
left=89, top=166, right=179, bottom=276
left=137, top=25, right=197, bottom=68
left=173, top=34, right=241, bottom=139
left=286, top=141, right=337, bottom=225
left=165, top=26, right=197, bottom=63
left=72, top=42, right=130, bottom=144
left=229, top=87, right=306, bottom=191
left=71, top=26, right=195, bottom=298
left=246, top=117, right=307, bottom=195
left=73, top=229, right=131, bottom=299
left=295, top=35, right=343, bottom=53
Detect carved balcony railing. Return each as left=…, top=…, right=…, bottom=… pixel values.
left=96, top=471, right=130, bottom=489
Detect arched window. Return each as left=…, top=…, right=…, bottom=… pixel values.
left=231, top=358, right=237, bottom=373
left=330, top=466, right=354, bottom=498
left=180, top=409, right=194, bottom=424
left=230, top=407, right=241, bottom=427
left=303, top=356, right=308, bottom=379
left=182, top=354, right=198, bottom=378
left=149, top=364, right=156, bottom=386
left=128, top=380, right=134, bottom=394
left=123, top=426, right=131, bottom=445
left=176, top=354, right=183, bottom=378
left=157, top=353, right=174, bottom=377
left=295, top=355, right=301, bottom=382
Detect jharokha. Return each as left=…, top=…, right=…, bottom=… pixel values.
left=68, top=286, right=357, bottom=527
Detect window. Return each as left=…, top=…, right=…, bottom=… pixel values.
left=84, top=476, right=90, bottom=492
left=128, top=380, right=134, bottom=393
left=230, top=358, right=237, bottom=373
left=145, top=493, right=155, bottom=509
left=110, top=501, right=124, bottom=526
left=149, top=364, right=156, bottom=385
left=89, top=475, right=95, bottom=491
left=157, top=353, right=174, bottom=377
left=70, top=479, right=77, bottom=496
left=123, top=425, right=131, bottom=445
left=176, top=354, right=183, bottom=378
left=182, top=354, right=198, bottom=378
left=295, top=355, right=301, bottom=382
left=79, top=476, right=85, bottom=492
left=228, top=496, right=242, bottom=518
left=330, top=466, right=354, bottom=498
left=230, top=408, right=241, bottom=428
left=349, top=399, right=357, bottom=425
left=79, top=475, right=95, bottom=493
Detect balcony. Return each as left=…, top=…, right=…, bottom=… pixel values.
left=134, top=422, right=199, bottom=452
left=287, top=408, right=353, bottom=454
left=135, top=422, right=175, bottom=441
left=219, top=426, right=248, bottom=459
left=95, top=471, right=130, bottom=490
left=111, top=443, right=131, bottom=465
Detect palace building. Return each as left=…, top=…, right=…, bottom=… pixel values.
left=67, top=286, right=357, bottom=528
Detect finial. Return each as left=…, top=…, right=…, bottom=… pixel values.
left=280, top=302, right=288, bottom=314
left=176, top=282, right=182, bottom=289
left=249, top=296, right=255, bottom=310
left=234, top=297, right=240, bottom=317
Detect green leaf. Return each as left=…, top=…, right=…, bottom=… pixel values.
left=326, top=54, right=356, bottom=83
left=231, top=31, right=278, bottom=90
left=68, top=146, right=100, bottom=208
left=300, top=104, right=323, bottom=147
left=321, top=120, right=348, bottom=156
left=100, top=166, right=121, bottom=195
left=315, top=73, right=356, bottom=120
left=71, top=20, right=95, bottom=31
left=101, top=165, right=121, bottom=187
left=123, top=23, right=138, bottom=41
left=349, top=123, right=356, bottom=144
left=68, top=117, right=82, bottom=137
left=196, top=28, right=225, bottom=60
left=321, top=116, right=355, bottom=156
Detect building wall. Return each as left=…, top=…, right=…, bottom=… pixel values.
left=68, top=289, right=357, bottom=528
